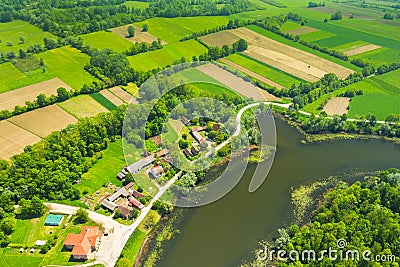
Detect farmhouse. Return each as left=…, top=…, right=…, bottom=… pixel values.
left=192, top=131, right=205, bottom=144
left=126, top=149, right=169, bottom=174
left=149, top=165, right=164, bottom=178
left=45, top=214, right=64, bottom=226
left=118, top=205, right=133, bottom=219
left=64, top=226, right=102, bottom=260
left=128, top=196, right=144, bottom=210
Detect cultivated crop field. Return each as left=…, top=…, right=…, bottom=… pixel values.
left=224, top=53, right=303, bottom=88
left=34, top=46, right=100, bottom=90
left=0, top=20, right=55, bottom=53
left=100, top=89, right=125, bottom=107
left=197, top=63, right=280, bottom=101
left=344, top=44, right=382, bottom=56
left=8, top=104, right=78, bottom=137
left=0, top=78, right=71, bottom=111
left=0, top=120, right=41, bottom=160
left=109, top=86, right=134, bottom=103
left=199, top=31, right=240, bottom=47
left=58, top=95, right=109, bottom=118
left=323, top=97, right=350, bottom=116
left=80, top=31, right=134, bottom=52
left=111, top=25, right=167, bottom=45
left=229, top=27, right=354, bottom=81
left=351, top=47, right=400, bottom=66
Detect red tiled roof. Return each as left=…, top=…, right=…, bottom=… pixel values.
left=65, top=226, right=102, bottom=257
left=64, top=234, right=82, bottom=246
left=71, top=237, right=91, bottom=256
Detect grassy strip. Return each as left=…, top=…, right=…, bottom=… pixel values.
left=246, top=25, right=360, bottom=71
left=90, top=92, right=118, bottom=110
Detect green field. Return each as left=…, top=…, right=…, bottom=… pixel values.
left=59, top=95, right=109, bottom=118
left=225, top=53, right=303, bottom=88
left=135, top=16, right=230, bottom=43
left=351, top=47, right=400, bottom=66
left=117, top=229, right=146, bottom=266
left=303, top=69, right=400, bottom=120
left=128, top=40, right=207, bottom=71
left=76, top=141, right=125, bottom=195
left=90, top=92, right=118, bottom=110
left=80, top=31, right=133, bottom=53
left=0, top=249, right=43, bottom=267
left=123, top=1, right=150, bottom=9
left=333, top=40, right=369, bottom=51
left=299, top=30, right=337, bottom=42
left=0, top=20, right=55, bottom=53
left=280, top=21, right=303, bottom=32
left=192, top=82, right=239, bottom=97
left=246, top=25, right=360, bottom=71
left=34, top=46, right=99, bottom=90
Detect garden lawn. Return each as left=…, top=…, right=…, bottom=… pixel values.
left=128, top=40, right=207, bottom=71
left=0, top=20, right=55, bottom=53
left=135, top=16, right=230, bottom=43
left=76, top=141, right=125, bottom=195
left=80, top=31, right=133, bottom=53
left=34, top=46, right=99, bottom=90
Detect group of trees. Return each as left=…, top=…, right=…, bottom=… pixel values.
left=268, top=169, right=400, bottom=266
left=197, top=38, right=248, bottom=61
left=307, top=2, right=325, bottom=8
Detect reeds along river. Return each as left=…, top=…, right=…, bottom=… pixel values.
left=156, top=118, right=400, bottom=267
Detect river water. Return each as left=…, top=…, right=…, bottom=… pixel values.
left=156, top=118, right=400, bottom=267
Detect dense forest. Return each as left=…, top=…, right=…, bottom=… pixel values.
left=250, top=169, right=400, bottom=266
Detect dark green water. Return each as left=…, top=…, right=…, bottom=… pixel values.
left=156, top=118, right=400, bottom=267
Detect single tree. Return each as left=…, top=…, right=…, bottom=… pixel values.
left=74, top=208, right=89, bottom=224
left=127, top=25, right=135, bottom=37
left=142, top=24, right=148, bottom=32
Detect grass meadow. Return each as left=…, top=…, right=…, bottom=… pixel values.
left=128, top=40, right=207, bottom=71
left=58, top=95, right=109, bottom=118
left=351, top=47, right=400, bottom=66
left=303, top=70, right=400, bottom=120
left=0, top=62, right=55, bottom=94
left=299, top=30, right=337, bottom=42
left=123, top=1, right=150, bottom=9
left=34, top=46, right=99, bottom=90
left=135, top=16, right=230, bottom=43
left=76, top=140, right=125, bottom=195
left=80, top=31, right=133, bottom=53
left=0, top=20, right=55, bottom=53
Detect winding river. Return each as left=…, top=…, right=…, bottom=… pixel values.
left=156, top=118, right=400, bottom=267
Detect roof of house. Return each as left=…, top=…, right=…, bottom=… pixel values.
left=150, top=165, right=163, bottom=175
left=191, top=131, right=205, bottom=143
left=191, top=126, right=207, bottom=132
left=118, top=205, right=133, bottom=218
left=132, top=190, right=146, bottom=198
left=65, top=226, right=102, bottom=257
left=181, top=116, right=190, bottom=125
left=127, top=155, right=155, bottom=173
left=101, top=199, right=118, bottom=211
left=183, top=148, right=192, bottom=157
left=108, top=187, right=129, bottom=202
left=124, top=182, right=135, bottom=190
left=155, top=149, right=169, bottom=157
left=129, top=197, right=144, bottom=210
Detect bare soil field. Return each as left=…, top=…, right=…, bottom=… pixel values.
left=100, top=89, right=125, bottom=106
left=0, top=78, right=71, bottom=111
left=0, top=120, right=41, bottom=160
left=231, top=27, right=354, bottom=80
left=199, top=31, right=240, bottom=47
left=323, top=97, right=350, bottom=116
left=197, top=64, right=280, bottom=101
left=8, top=104, right=78, bottom=138
left=286, top=26, right=319, bottom=35
left=111, top=25, right=167, bottom=45
left=109, top=86, right=137, bottom=103
left=219, top=58, right=284, bottom=89
left=344, top=44, right=382, bottom=56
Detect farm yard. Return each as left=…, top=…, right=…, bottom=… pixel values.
left=8, top=104, right=78, bottom=138
left=0, top=78, right=71, bottom=111
left=80, top=31, right=134, bottom=53
left=0, top=20, right=55, bottom=53
left=34, top=46, right=100, bottom=90
left=0, top=120, right=41, bottom=160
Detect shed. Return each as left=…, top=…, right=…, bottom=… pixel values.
left=35, top=240, right=46, bottom=246
left=101, top=199, right=118, bottom=211
left=45, top=214, right=64, bottom=226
